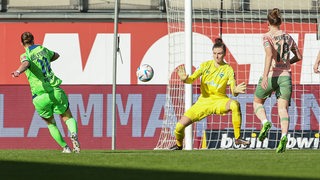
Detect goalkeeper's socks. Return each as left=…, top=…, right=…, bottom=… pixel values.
left=174, top=122, right=185, bottom=147
left=65, top=118, right=78, bottom=134
left=48, top=124, right=67, bottom=148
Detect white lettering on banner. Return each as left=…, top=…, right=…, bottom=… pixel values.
left=27, top=112, right=65, bottom=137
left=39, top=33, right=320, bottom=85
left=144, top=94, right=166, bottom=137
left=295, top=137, right=314, bottom=148
left=220, top=134, right=268, bottom=149
left=250, top=138, right=268, bottom=148
left=44, top=33, right=131, bottom=84
left=287, top=134, right=319, bottom=149
left=106, top=94, right=143, bottom=137
left=0, top=93, right=320, bottom=137
left=220, top=134, right=319, bottom=149
left=220, top=134, right=233, bottom=148
left=69, top=94, right=104, bottom=137
left=0, top=94, right=24, bottom=137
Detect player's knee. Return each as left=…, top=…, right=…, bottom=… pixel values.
left=278, top=107, right=289, bottom=117
left=229, top=100, right=240, bottom=112
left=254, top=105, right=264, bottom=115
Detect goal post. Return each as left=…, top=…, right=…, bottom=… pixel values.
left=184, top=0, right=193, bottom=150
left=318, top=17, right=320, bottom=40
left=155, top=0, right=320, bottom=150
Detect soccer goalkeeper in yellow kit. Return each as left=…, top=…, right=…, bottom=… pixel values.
left=170, top=38, right=250, bottom=150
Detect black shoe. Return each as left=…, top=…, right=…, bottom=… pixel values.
left=169, top=144, right=182, bottom=150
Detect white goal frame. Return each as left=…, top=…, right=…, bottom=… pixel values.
left=156, top=0, right=320, bottom=150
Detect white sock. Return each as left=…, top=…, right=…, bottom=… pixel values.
left=262, top=119, right=268, bottom=125
left=281, top=133, right=287, bottom=138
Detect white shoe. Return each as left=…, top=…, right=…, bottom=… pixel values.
left=71, top=133, right=81, bottom=153
left=62, top=146, right=72, bottom=153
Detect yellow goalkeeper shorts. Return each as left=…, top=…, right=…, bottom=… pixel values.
left=184, top=95, right=231, bottom=122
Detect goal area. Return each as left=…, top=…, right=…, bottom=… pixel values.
left=155, top=0, right=320, bottom=150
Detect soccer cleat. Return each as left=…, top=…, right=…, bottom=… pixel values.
left=258, top=121, right=272, bottom=141
left=62, top=145, right=72, bottom=153
left=169, top=144, right=182, bottom=150
left=71, top=133, right=81, bottom=153
left=235, top=138, right=251, bottom=146
left=276, top=135, right=288, bottom=153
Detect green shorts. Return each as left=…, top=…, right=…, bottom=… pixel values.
left=254, top=76, right=292, bottom=102
left=184, top=95, right=232, bottom=122
left=32, top=87, right=69, bottom=118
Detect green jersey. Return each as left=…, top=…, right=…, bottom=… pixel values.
left=20, top=45, right=62, bottom=96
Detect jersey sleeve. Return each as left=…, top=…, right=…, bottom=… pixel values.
left=184, top=63, right=204, bottom=84
left=227, top=67, right=236, bottom=86
left=290, top=36, right=298, bottom=52
left=262, top=34, right=272, bottom=49
left=20, top=53, right=29, bottom=63
left=45, top=47, right=55, bottom=62
left=227, top=66, right=237, bottom=96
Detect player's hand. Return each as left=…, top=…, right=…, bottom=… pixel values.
left=177, top=65, right=188, bottom=81
left=234, top=82, right=246, bottom=94
left=313, top=63, right=320, bottom=73
left=261, top=77, right=268, bottom=90
left=11, top=70, right=20, bottom=77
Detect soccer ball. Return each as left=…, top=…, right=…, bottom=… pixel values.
left=136, top=64, right=154, bottom=82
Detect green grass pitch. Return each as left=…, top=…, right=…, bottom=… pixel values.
left=0, top=149, right=319, bottom=180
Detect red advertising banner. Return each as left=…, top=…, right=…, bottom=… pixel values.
left=1, top=84, right=320, bottom=150
left=0, top=85, right=166, bottom=150
left=1, top=22, right=319, bottom=85
left=0, top=22, right=168, bottom=85
left=0, top=22, right=319, bottom=150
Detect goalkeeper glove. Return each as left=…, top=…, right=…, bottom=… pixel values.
left=177, top=65, right=188, bottom=81
left=234, top=82, right=246, bottom=94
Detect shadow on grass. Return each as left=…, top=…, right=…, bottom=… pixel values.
left=0, top=160, right=313, bottom=180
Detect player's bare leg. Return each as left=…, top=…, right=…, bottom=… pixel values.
left=276, top=98, right=289, bottom=153
left=254, top=96, right=272, bottom=141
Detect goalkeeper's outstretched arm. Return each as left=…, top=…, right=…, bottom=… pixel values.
left=176, top=64, right=201, bottom=84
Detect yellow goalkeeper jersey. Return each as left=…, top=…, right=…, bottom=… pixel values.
left=185, top=60, right=236, bottom=98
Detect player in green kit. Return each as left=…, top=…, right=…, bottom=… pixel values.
left=11, top=32, right=80, bottom=153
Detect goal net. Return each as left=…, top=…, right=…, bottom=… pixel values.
left=155, top=0, right=320, bottom=150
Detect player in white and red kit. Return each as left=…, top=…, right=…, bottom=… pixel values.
left=253, top=8, right=302, bottom=153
